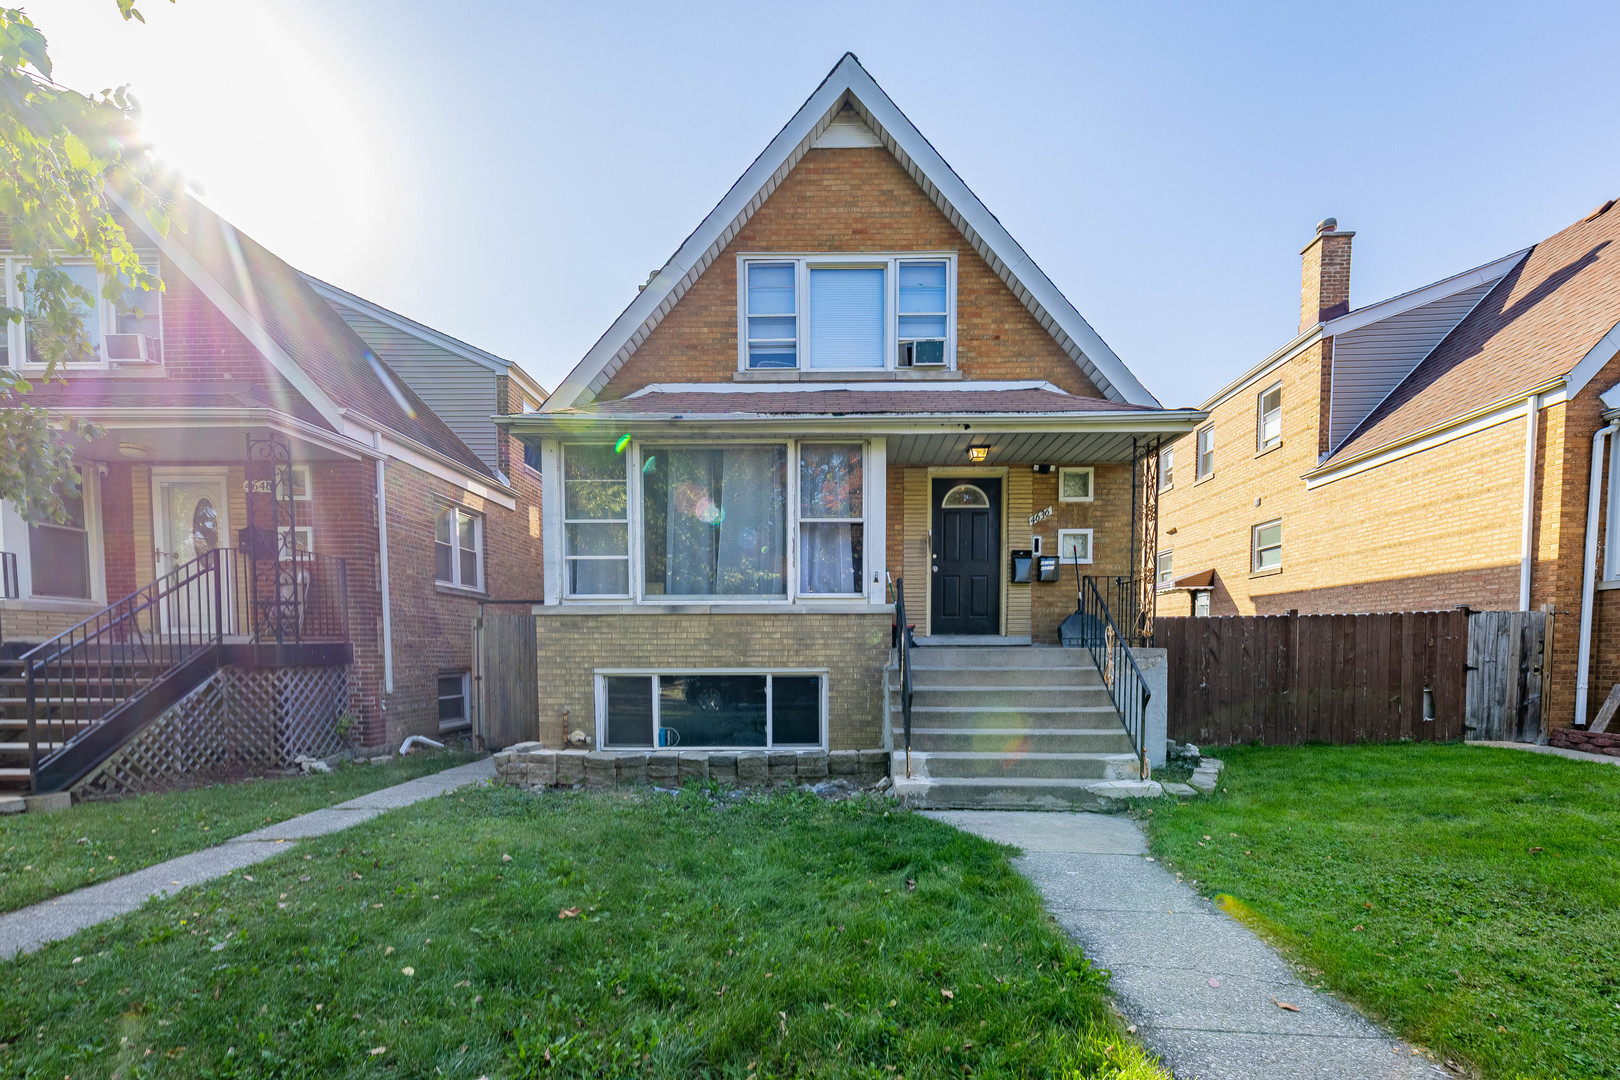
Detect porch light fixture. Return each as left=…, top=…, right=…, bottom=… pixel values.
left=966, top=446, right=990, bottom=464
left=117, top=442, right=148, bottom=459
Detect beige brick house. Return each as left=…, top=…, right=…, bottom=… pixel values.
left=499, top=55, right=1199, bottom=784
left=1157, top=198, right=1620, bottom=731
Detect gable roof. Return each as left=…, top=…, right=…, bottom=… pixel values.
left=543, top=53, right=1157, bottom=411
left=1325, top=199, right=1620, bottom=466
left=121, top=193, right=498, bottom=480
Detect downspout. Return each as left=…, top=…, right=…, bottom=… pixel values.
left=1519, top=394, right=1540, bottom=611
left=1575, top=417, right=1619, bottom=728
left=374, top=438, right=394, bottom=695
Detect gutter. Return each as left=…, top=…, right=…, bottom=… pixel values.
left=1575, top=417, right=1619, bottom=727
left=1520, top=393, right=1540, bottom=611
left=494, top=408, right=1208, bottom=436
left=374, top=433, right=394, bottom=696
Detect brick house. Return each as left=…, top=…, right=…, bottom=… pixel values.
left=498, top=55, right=1199, bottom=801
left=1156, top=199, right=1620, bottom=732
left=0, top=195, right=545, bottom=793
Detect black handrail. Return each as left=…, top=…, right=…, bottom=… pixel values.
left=1077, top=574, right=1152, bottom=780
left=894, top=578, right=915, bottom=779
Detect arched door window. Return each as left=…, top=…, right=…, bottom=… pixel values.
left=940, top=484, right=990, bottom=509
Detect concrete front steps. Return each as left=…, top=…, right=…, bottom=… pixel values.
left=887, top=643, right=1154, bottom=810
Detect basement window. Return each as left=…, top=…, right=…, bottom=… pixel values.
left=599, top=672, right=824, bottom=748
left=438, top=672, right=470, bottom=732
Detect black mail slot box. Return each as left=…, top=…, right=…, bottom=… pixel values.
left=1009, top=549, right=1033, bottom=584
left=1037, top=556, right=1060, bottom=583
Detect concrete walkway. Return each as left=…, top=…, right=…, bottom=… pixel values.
left=1469, top=739, right=1620, bottom=766
left=928, top=811, right=1447, bottom=1080
left=0, top=758, right=493, bottom=961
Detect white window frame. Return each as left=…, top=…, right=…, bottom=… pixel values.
left=1158, top=446, right=1174, bottom=492
left=594, top=668, right=828, bottom=750
left=1057, top=466, right=1094, bottom=503
left=797, top=442, right=866, bottom=598
left=1057, top=528, right=1094, bottom=565
left=1156, top=549, right=1174, bottom=589
left=434, top=502, right=484, bottom=591
left=437, top=671, right=471, bottom=733
left=0, top=470, right=107, bottom=605
left=1252, top=519, right=1283, bottom=572
left=562, top=443, right=632, bottom=598
left=1257, top=382, right=1282, bottom=452
left=1, top=256, right=162, bottom=371
left=735, top=253, right=958, bottom=372
left=1195, top=424, right=1214, bottom=481
left=1193, top=590, right=1211, bottom=617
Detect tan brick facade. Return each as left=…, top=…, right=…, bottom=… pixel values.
left=531, top=611, right=892, bottom=751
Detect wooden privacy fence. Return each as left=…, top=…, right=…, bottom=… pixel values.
left=474, top=610, right=539, bottom=749
left=1153, top=610, right=1471, bottom=746
left=1463, top=609, right=1549, bottom=743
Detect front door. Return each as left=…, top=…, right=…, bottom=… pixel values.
left=931, top=476, right=1001, bottom=636
left=154, top=472, right=230, bottom=633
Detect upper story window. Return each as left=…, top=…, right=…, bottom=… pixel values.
left=738, top=254, right=955, bottom=372
left=1252, top=519, right=1283, bottom=572
left=0, top=258, right=162, bottom=370
left=1257, top=382, right=1282, bottom=452
left=434, top=503, right=484, bottom=591
left=1158, top=446, right=1174, bottom=491
left=1196, top=424, right=1215, bottom=480
left=1156, top=549, right=1174, bottom=588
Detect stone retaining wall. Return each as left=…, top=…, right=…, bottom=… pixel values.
left=1548, top=728, right=1620, bottom=757
left=493, top=746, right=890, bottom=790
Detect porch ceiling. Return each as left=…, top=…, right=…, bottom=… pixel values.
left=60, top=418, right=366, bottom=466
left=888, top=430, right=1152, bottom=464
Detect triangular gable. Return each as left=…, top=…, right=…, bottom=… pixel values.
left=544, top=53, right=1157, bottom=410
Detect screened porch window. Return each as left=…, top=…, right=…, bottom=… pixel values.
left=602, top=672, right=822, bottom=748
left=641, top=445, right=786, bottom=597
left=563, top=444, right=630, bottom=596
left=798, top=444, right=863, bottom=595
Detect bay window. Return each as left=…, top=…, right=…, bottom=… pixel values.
left=601, top=671, right=824, bottom=748
left=641, top=445, right=786, bottom=597
left=738, top=254, right=955, bottom=371
left=563, top=444, right=630, bottom=596
left=798, top=444, right=863, bottom=595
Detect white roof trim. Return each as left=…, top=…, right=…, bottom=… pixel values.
left=625, top=380, right=1065, bottom=396
left=1568, top=317, right=1620, bottom=399
left=109, top=190, right=347, bottom=432
left=1323, top=248, right=1528, bottom=337
left=302, top=274, right=549, bottom=403
left=543, top=53, right=1155, bottom=412
left=1200, top=327, right=1323, bottom=411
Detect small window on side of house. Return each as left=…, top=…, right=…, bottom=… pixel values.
left=434, top=504, right=483, bottom=590
left=1196, top=425, right=1214, bottom=480
left=1058, top=467, right=1094, bottom=503
left=1194, top=590, right=1211, bottom=617
left=1158, top=447, right=1174, bottom=491
left=1156, top=549, right=1174, bottom=588
left=438, top=672, right=470, bottom=731
left=1057, top=529, right=1093, bottom=565
left=1258, top=383, right=1282, bottom=452
left=1252, top=519, right=1283, bottom=572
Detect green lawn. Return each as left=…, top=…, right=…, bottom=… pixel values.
left=1, top=786, right=1165, bottom=1079
left=1142, top=743, right=1620, bottom=1080
left=0, top=751, right=479, bottom=914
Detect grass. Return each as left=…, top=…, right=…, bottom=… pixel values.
left=1141, top=743, right=1620, bottom=1080
left=0, top=751, right=479, bottom=914
left=0, top=785, right=1166, bottom=1079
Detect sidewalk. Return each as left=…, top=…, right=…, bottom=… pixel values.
left=0, top=758, right=493, bottom=961
left=928, top=810, right=1447, bottom=1080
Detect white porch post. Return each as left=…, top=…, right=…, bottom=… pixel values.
left=867, top=437, right=887, bottom=605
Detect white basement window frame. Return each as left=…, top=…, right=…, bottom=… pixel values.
left=735, top=253, right=957, bottom=372
left=1057, top=466, right=1094, bottom=503
left=438, top=671, right=471, bottom=732
left=595, top=669, right=828, bottom=749
left=434, top=502, right=484, bottom=591
left=0, top=256, right=163, bottom=370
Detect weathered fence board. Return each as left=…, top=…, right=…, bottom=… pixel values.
left=475, top=613, right=539, bottom=749
left=1154, top=610, right=1472, bottom=746
left=1464, top=610, right=1548, bottom=742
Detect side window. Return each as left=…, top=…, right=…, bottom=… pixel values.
left=1258, top=383, right=1282, bottom=452
left=1252, top=519, right=1283, bottom=571
left=1156, top=550, right=1174, bottom=587
left=1196, top=425, right=1214, bottom=480
left=434, top=504, right=483, bottom=590
left=437, top=672, right=470, bottom=731
left=1158, top=447, right=1174, bottom=491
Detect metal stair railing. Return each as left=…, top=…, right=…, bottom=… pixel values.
left=894, top=578, right=916, bottom=779
left=1077, top=574, right=1152, bottom=780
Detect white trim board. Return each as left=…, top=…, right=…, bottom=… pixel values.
left=542, top=53, right=1156, bottom=412
left=625, top=380, right=1065, bottom=396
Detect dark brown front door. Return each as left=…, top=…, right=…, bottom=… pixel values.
left=931, top=477, right=1001, bottom=636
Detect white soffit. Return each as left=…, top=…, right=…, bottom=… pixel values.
left=543, top=53, right=1157, bottom=412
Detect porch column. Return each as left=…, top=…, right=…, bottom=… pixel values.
left=866, top=438, right=887, bottom=606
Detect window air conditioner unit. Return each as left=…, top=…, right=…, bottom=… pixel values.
left=898, top=339, right=946, bottom=367
left=105, top=333, right=163, bottom=364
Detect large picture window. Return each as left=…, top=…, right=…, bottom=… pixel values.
left=602, top=672, right=823, bottom=748
left=798, top=444, right=863, bottom=595
left=641, top=445, right=786, bottom=597
left=563, top=444, right=630, bottom=596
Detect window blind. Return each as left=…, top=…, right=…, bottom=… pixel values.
left=809, top=267, right=884, bottom=368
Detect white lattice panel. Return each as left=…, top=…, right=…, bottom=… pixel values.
left=76, top=666, right=348, bottom=800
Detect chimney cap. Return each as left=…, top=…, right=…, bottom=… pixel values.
left=1316, top=217, right=1338, bottom=235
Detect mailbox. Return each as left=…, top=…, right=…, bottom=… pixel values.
left=1037, top=556, right=1060, bottom=583
left=1009, top=549, right=1033, bottom=584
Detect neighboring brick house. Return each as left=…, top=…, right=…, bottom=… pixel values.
left=499, top=55, right=1200, bottom=763
left=0, top=194, right=546, bottom=766
left=1157, top=199, right=1620, bottom=731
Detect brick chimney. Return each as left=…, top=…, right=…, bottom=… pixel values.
left=1299, top=217, right=1354, bottom=332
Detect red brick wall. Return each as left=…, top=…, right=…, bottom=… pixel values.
left=598, top=147, right=1105, bottom=400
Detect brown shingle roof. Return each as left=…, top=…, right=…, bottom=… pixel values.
left=1327, top=200, right=1620, bottom=464
left=556, top=387, right=1151, bottom=417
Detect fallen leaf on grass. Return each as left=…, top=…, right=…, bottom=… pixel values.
left=1528, top=847, right=1544, bottom=855
left=557, top=907, right=582, bottom=919
left=941, top=988, right=955, bottom=1000
left=401, top=967, right=414, bottom=977
left=369, top=1046, right=387, bottom=1056
left=1271, top=997, right=1300, bottom=1012
left=501, top=854, right=512, bottom=863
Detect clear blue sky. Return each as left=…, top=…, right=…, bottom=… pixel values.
left=33, top=0, right=1620, bottom=406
